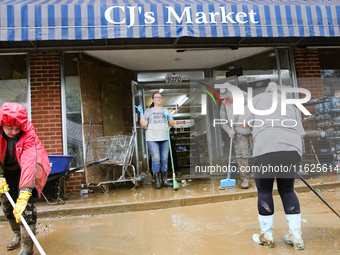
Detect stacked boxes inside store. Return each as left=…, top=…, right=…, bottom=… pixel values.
left=302, top=97, right=340, bottom=175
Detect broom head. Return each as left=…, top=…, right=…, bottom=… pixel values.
left=219, top=178, right=236, bottom=188
left=173, top=179, right=179, bottom=190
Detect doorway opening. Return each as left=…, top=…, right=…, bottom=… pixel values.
left=63, top=47, right=297, bottom=180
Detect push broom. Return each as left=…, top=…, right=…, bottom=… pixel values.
left=4, top=190, right=46, bottom=255
left=219, top=137, right=236, bottom=188
left=165, top=116, right=179, bottom=190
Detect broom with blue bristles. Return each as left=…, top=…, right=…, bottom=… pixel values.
left=165, top=116, right=179, bottom=190
left=219, top=137, right=236, bottom=188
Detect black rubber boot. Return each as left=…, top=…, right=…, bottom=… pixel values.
left=154, top=172, right=162, bottom=189
left=7, top=219, right=21, bottom=250
left=18, top=224, right=35, bottom=255
left=161, top=171, right=173, bottom=187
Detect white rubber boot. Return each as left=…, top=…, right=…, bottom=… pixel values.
left=253, top=214, right=275, bottom=248
left=284, top=213, right=304, bottom=250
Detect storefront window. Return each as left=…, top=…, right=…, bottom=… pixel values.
left=215, top=49, right=280, bottom=95
left=207, top=48, right=296, bottom=166
left=319, top=49, right=340, bottom=97
left=0, top=54, right=29, bottom=116
left=63, top=53, right=84, bottom=167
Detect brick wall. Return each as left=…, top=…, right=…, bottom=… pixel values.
left=294, top=48, right=324, bottom=100
left=64, top=173, right=84, bottom=193
left=294, top=49, right=324, bottom=123
left=30, top=52, right=82, bottom=193
left=293, top=49, right=323, bottom=163
left=30, top=52, right=63, bottom=153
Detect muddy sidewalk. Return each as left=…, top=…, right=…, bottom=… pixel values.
left=1, top=189, right=339, bottom=255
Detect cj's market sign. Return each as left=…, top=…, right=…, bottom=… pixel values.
left=105, top=6, right=259, bottom=28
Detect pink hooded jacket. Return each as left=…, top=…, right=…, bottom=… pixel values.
left=0, top=103, right=51, bottom=196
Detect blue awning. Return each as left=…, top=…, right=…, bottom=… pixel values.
left=0, top=0, right=339, bottom=41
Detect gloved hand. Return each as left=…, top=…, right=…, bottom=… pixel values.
left=135, top=105, right=144, bottom=117
left=228, top=130, right=235, bottom=138
left=13, top=191, right=32, bottom=223
left=163, top=109, right=172, bottom=120
left=0, top=178, right=9, bottom=194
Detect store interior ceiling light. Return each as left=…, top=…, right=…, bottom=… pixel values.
left=158, top=88, right=164, bottom=93
left=170, top=110, right=176, bottom=114
left=178, top=96, right=189, bottom=107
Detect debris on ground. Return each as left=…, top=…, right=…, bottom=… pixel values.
left=36, top=222, right=52, bottom=235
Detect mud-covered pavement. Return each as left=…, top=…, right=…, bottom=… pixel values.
left=1, top=189, right=339, bottom=255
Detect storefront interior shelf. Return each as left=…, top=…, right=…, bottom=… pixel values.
left=303, top=103, right=340, bottom=175
left=317, top=137, right=340, bottom=141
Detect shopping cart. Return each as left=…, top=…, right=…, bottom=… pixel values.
left=87, top=131, right=145, bottom=192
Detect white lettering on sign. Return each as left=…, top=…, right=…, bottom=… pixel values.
left=105, top=6, right=125, bottom=25
left=104, top=6, right=259, bottom=27
left=166, top=7, right=193, bottom=24
left=175, top=119, right=194, bottom=128
left=176, top=121, right=186, bottom=125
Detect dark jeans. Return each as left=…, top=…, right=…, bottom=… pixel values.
left=0, top=171, right=37, bottom=225
left=252, top=151, right=301, bottom=216
left=147, top=140, right=169, bottom=173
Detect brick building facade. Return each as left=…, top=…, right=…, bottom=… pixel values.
left=30, top=53, right=82, bottom=193
left=0, top=0, right=339, bottom=194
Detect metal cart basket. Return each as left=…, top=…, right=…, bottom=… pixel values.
left=86, top=131, right=145, bottom=192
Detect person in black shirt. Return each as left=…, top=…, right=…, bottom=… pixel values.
left=191, top=135, right=203, bottom=165
left=168, top=128, right=180, bottom=175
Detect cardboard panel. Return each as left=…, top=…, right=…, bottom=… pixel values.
left=101, top=82, right=124, bottom=136
left=78, top=56, right=135, bottom=185
left=78, top=59, right=103, bottom=125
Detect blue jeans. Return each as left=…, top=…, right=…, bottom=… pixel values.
left=147, top=140, right=169, bottom=173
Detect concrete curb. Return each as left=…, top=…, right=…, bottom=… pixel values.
left=1, top=181, right=339, bottom=221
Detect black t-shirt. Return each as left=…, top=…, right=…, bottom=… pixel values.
left=3, top=133, right=21, bottom=172
left=170, top=132, right=177, bottom=149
